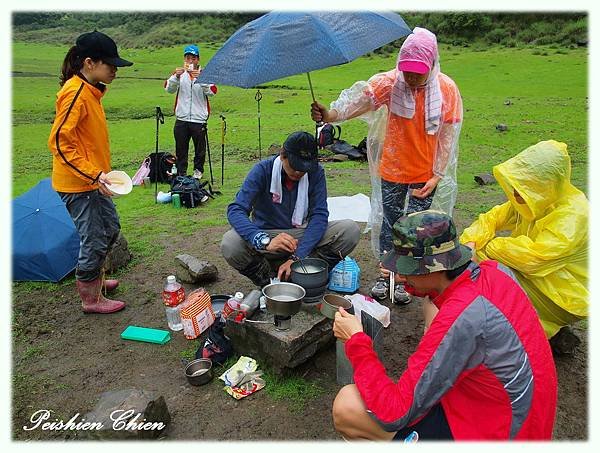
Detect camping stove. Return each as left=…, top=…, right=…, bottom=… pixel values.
left=262, top=282, right=305, bottom=333
left=273, top=314, right=292, bottom=331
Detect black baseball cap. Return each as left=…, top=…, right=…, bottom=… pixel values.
left=75, top=31, right=133, bottom=67
left=283, top=131, right=318, bottom=173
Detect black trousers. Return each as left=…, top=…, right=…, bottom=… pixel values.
left=392, top=403, right=453, bottom=441
left=59, top=190, right=121, bottom=282
left=174, top=119, right=207, bottom=176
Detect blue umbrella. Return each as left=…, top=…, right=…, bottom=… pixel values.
left=198, top=11, right=411, bottom=160
left=12, top=178, right=80, bottom=282
left=198, top=11, right=412, bottom=95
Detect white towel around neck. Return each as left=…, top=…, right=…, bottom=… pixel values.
left=270, top=156, right=309, bottom=227
left=390, top=71, right=442, bottom=135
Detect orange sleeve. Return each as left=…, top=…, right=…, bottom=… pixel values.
left=441, top=78, right=462, bottom=124
left=49, top=88, right=102, bottom=183
left=367, top=70, right=396, bottom=109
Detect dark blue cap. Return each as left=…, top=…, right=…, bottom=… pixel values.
left=283, top=131, right=318, bottom=173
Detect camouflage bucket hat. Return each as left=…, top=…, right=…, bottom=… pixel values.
left=382, top=210, right=473, bottom=275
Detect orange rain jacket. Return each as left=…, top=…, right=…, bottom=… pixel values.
left=48, top=74, right=111, bottom=193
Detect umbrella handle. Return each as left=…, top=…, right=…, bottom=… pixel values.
left=306, top=72, right=316, bottom=103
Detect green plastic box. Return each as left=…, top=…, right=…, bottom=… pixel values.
left=121, top=325, right=171, bottom=345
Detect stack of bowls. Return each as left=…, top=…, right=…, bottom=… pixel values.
left=290, top=257, right=329, bottom=304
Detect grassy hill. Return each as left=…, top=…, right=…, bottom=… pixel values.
left=12, top=11, right=588, bottom=50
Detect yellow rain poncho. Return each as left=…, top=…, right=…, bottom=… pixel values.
left=460, top=140, right=588, bottom=338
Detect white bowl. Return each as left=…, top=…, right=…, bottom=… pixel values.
left=106, top=170, right=133, bottom=197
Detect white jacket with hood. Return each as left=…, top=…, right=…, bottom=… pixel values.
left=164, top=70, right=217, bottom=123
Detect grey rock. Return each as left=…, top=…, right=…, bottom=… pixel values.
left=104, top=232, right=132, bottom=273
left=78, top=389, right=170, bottom=439
left=225, top=309, right=334, bottom=374
left=175, top=254, right=218, bottom=284
left=550, top=326, right=581, bottom=356
left=332, top=154, right=349, bottom=162
left=496, top=124, right=509, bottom=132
left=474, top=173, right=496, bottom=185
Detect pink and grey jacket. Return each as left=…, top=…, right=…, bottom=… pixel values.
left=345, top=260, right=557, bottom=440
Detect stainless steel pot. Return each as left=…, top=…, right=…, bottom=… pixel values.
left=320, top=293, right=353, bottom=319
left=262, top=282, right=305, bottom=317
left=184, top=359, right=214, bottom=386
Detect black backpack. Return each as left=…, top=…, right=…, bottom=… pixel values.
left=318, top=123, right=342, bottom=148
left=148, top=152, right=177, bottom=183
left=170, top=176, right=215, bottom=208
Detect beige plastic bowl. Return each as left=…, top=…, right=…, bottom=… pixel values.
left=106, top=170, right=132, bottom=197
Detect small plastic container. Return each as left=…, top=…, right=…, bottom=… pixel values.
left=171, top=164, right=178, bottom=176
left=172, top=193, right=181, bottom=208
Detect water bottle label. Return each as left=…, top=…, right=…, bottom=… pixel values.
left=221, top=300, right=239, bottom=320
left=163, top=287, right=185, bottom=306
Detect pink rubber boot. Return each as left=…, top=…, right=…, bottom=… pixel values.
left=76, top=278, right=126, bottom=314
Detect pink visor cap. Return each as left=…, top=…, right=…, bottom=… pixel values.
left=397, top=27, right=437, bottom=74
left=398, top=60, right=430, bottom=74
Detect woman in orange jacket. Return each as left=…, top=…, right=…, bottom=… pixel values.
left=48, top=31, right=133, bottom=314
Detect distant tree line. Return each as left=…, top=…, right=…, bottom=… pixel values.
left=12, top=11, right=587, bottom=49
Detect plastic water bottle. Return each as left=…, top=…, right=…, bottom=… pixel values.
left=171, top=163, right=178, bottom=176
left=165, top=305, right=183, bottom=331
left=162, top=275, right=185, bottom=306
left=221, top=291, right=244, bottom=321
left=162, top=275, right=185, bottom=331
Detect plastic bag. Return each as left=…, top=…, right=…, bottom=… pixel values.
left=196, top=319, right=233, bottom=366
left=219, top=356, right=265, bottom=399
left=328, top=257, right=361, bottom=293
left=346, top=293, right=390, bottom=328
left=131, top=157, right=151, bottom=186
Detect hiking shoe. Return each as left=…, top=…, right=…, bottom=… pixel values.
left=392, top=284, right=411, bottom=305
left=193, top=169, right=203, bottom=180
left=370, top=278, right=389, bottom=300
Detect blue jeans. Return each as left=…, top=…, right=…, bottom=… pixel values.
left=379, top=180, right=435, bottom=258
left=59, top=190, right=121, bottom=282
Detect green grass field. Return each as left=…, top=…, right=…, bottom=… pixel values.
left=10, top=38, right=589, bottom=425
left=11, top=41, right=588, bottom=260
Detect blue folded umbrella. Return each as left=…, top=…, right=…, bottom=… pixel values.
left=12, top=178, right=80, bottom=282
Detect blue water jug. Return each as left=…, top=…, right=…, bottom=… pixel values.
left=328, top=256, right=360, bottom=293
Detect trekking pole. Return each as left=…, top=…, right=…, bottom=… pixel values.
left=204, top=126, right=214, bottom=186
left=306, top=72, right=322, bottom=153
left=255, top=89, right=262, bottom=160
left=220, top=114, right=227, bottom=186
left=154, top=106, right=164, bottom=204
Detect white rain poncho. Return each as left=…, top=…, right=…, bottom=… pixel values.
left=329, top=28, right=463, bottom=257
left=460, top=140, right=588, bottom=338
